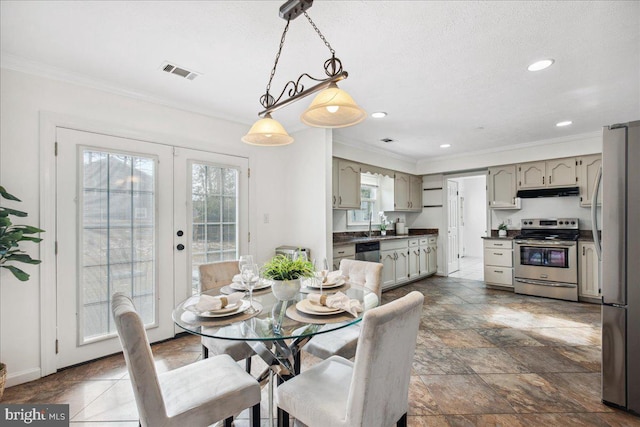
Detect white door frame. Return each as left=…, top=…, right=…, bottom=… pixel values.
left=39, top=112, right=251, bottom=376
left=442, top=171, right=488, bottom=277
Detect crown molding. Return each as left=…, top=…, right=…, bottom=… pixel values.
left=0, top=52, right=246, bottom=126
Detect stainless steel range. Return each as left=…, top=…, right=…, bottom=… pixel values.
left=514, top=218, right=580, bottom=301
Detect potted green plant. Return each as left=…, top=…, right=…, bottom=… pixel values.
left=0, top=186, right=44, bottom=399
left=378, top=211, right=389, bottom=236
left=498, top=222, right=508, bottom=237
left=262, top=253, right=314, bottom=301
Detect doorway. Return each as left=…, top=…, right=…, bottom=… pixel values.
left=446, top=174, right=487, bottom=280
left=55, top=127, right=248, bottom=368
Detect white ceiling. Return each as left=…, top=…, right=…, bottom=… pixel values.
left=1, top=1, right=639, bottom=161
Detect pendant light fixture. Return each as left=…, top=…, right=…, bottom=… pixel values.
left=241, top=0, right=365, bottom=146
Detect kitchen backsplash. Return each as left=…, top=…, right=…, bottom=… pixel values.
left=491, top=196, right=602, bottom=231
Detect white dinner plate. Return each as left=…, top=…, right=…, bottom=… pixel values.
left=229, top=280, right=271, bottom=291
left=186, top=300, right=250, bottom=318
left=306, top=278, right=345, bottom=289
left=296, top=299, right=342, bottom=315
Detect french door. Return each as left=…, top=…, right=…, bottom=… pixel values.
left=56, top=128, right=247, bottom=368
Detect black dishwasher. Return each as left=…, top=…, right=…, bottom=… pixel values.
left=355, top=241, right=380, bottom=262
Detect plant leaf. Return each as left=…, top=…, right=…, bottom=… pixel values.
left=0, top=186, right=22, bottom=202
left=5, top=253, right=41, bottom=264
left=19, top=236, right=43, bottom=243
left=1, top=265, right=30, bottom=281
left=12, top=225, right=45, bottom=234
left=0, top=207, right=28, bottom=217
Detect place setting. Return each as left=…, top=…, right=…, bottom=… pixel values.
left=181, top=290, right=263, bottom=326
left=300, top=268, right=350, bottom=294
left=286, top=291, right=363, bottom=324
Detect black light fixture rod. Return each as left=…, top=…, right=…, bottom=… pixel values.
left=258, top=70, right=348, bottom=117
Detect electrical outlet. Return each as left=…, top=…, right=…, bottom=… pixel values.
left=263, top=213, right=269, bottom=224
left=507, top=218, right=512, bottom=225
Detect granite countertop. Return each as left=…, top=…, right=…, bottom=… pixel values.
left=334, top=228, right=438, bottom=245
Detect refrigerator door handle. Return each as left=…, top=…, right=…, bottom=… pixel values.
left=591, top=165, right=602, bottom=261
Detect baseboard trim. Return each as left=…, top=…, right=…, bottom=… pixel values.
left=5, top=367, right=41, bottom=388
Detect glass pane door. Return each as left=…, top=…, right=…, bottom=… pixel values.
left=190, top=162, right=240, bottom=293
left=80, top=149, right=157, bottom=342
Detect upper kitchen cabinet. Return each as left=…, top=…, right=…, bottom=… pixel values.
left=577, top=154, right=602, bottom=207
left=518, top=158, right=576, bottom=189
left=488, top=165, right=520, bottom=209
left=333, top=159, right=361, bottom=209
left=394, top=173, right=422, bottom=211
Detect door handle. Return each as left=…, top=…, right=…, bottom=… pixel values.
left=176, top=244, right=185, bottom=251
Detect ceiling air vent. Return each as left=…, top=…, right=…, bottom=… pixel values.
left=160, top=62, right=199, bottom=80
left=380, top=138, right=394, bottom=143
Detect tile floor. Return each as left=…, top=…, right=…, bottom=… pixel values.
left=3, top=276, right=640, bottom=426
left=447, top=255, right=484, bottom=281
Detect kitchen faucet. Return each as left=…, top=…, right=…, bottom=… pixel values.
left=367, top=211, right=372, bottom=238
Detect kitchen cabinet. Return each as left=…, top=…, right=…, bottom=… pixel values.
left=408, top=239, right=420, bottom=280
left=483, top=239, right=514, bottom=288
left=332, top=244, right=355, bottom=270
left=420, top=236, right=438, bottom=275
left=517, top=158, right=576, bottom=189
left=577, top=154, right=602, bottom=207
left=380, top=240, right=409, bottom=290
left=394, top=173, right=422, bottom=211
left=333, top=159, right=361, bottom=209
left=487, top=165, right=520, bottom=209
left=579, top=241, right=601, bottom=299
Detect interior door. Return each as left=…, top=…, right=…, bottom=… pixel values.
left=447, top=180, right=460, bottom=274
left=56, top=127, right=174, bottom=368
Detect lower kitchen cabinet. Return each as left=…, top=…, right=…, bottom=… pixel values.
left=381, top=235, right=437, bottom=291
left=483, top=238, right=514, bottom=289
left=381, top=239, right=409, bottom=290
left=579, top=241, right=601, bottom=300
left=332, top=244, right=355, bottom=271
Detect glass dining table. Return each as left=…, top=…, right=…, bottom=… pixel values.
left=172, top=280, right=379, bottom=426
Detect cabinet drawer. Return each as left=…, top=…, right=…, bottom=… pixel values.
left=381, top=239, right=409, bottom=251
left=484, top=248, right=513, bottom=267
left=484, top=239, right=513, bottom=249
left=333, top=245, right=355, bottom=257
left=408, top=239, right=419, bottom=247
left=484, top=266, right=513, bottom=286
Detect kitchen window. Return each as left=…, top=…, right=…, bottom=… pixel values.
left=347, top=173, right=382, bottom=226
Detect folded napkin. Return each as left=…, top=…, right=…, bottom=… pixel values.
left=189, top=292, right=244, bottom=312
left=307, top=291, right=363, bottom=317
left=232, top=274, right=242, bottom=283
left=324, top=269, right=343, bottom=285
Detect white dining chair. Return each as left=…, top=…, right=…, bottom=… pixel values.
left=302, top=259, right=383, bottom=360
left=199, top=261, right=256, bottom=371
left=111, top=292, right=261, bottom=427
left=276, top=290, right=424, bottom=427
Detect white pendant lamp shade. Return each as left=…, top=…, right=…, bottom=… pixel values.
left=241, top=114, right=294, bottom=146
left=301, top=83, right=366, bottom=128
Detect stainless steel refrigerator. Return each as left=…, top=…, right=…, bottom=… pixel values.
left=594, top=120, right=640, bottom=414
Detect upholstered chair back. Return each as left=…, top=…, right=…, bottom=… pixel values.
left=111, top=292, right=166, bottom=426
left=339, top=259, right=383, bottom=300
left=347, top=290, right=423, bottom=426
left=199, top=261, right=240, bottom=292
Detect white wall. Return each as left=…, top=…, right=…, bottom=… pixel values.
left=0, top=68, right=330, bottom=385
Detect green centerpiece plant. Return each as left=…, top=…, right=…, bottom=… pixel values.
left=262, top=253, right=314, bottom=301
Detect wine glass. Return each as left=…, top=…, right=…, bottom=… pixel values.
left=238, top=254, right=254, bottom=271
left=316, top=258, right=329, bottom=295
left=241, top=263, right=259, bottom=314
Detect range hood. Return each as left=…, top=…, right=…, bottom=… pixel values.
left=516, top=186, right=580, bottom=198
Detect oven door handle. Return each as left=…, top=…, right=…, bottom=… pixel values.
left=514, top=240, right=577, bottom=247
left=515, top=278, right=577, bottom=288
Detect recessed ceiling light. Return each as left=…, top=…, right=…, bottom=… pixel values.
left=556, top=120, right=573, bottom=127
left=527, top=59, right=555, bottom=71
left=371, top=112, right=387, bottom=119
left=440, top=144, right=451, bottom=148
